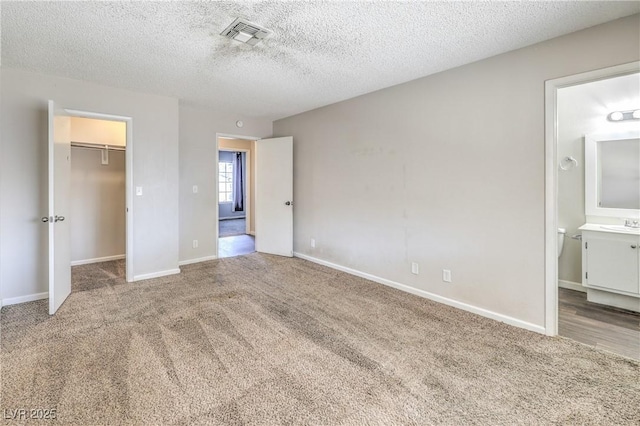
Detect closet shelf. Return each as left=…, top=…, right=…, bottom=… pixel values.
left=71, top=141, right=125, bottom=151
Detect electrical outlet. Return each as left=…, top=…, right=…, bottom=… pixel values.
left=310, top=238, right=316, bottom=248
left=442, top=269, right=452, bottom=283
left=411, top=262, right=419, bottom=275
left=193, top=240, right=198, bottom=249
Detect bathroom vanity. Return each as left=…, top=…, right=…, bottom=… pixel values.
left=579, top=224, right=640, bottom=312
left=575, top=131, right=640, bottom=312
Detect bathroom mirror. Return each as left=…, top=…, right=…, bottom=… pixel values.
left=585, top=131, right=640, bottom=219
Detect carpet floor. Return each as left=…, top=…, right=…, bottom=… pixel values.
left=1, top=253, right=639, bottom=425
left=219, top=219, right=246, bottom=237
left=71, top=259, right=126, bottom=293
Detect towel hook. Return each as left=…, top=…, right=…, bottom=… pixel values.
left=559, top=156, right=578, bottom=171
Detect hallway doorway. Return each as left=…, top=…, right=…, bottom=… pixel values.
left=217, top=137, right=255, bottom=258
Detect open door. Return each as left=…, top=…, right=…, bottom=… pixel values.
left=46, top=100, right=72, bottom=314
left=255, top=136, right=293, bottom=257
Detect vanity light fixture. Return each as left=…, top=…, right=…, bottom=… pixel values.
left=608, top=111, right=624, bottom=121
left=607, top=109, right=640, bottom=122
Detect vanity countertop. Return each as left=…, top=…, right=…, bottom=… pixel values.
left=579, top=223, right=640, bottom=235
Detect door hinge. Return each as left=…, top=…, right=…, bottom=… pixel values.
left=585, top=272, right=588, bottom=280
left=585, top=242, right=588, bottom=249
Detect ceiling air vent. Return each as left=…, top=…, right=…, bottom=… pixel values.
left=220, top=18, right=272, bottom=46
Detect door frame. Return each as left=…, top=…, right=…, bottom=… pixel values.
left=215, top=132, right=261, bottom=258
left=66, top=109, right=134, bottom=282
left=543, top=61, right=639, bottom=335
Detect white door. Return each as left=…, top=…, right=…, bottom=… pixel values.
left=47, top=100, right=72, bottom=314
left=255, top=136, right=293, bottom=257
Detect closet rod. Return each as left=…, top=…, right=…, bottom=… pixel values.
left=70, top=141, right=126, bottom=152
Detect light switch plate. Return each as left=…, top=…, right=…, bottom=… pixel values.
left=136, top=186, right=143, bottom=196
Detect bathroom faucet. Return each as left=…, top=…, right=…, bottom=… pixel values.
left=624, top=219, right=640, bottom=228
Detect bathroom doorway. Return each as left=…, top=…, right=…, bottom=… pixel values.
left=217, top=137, right=255, bottom=258
left=546, top=63, right=640, bottom=360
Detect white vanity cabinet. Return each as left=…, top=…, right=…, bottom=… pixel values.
left=579, top=224, right=640, bottom=312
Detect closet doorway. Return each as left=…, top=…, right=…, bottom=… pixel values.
left=68, top=115, right=131, bottom=292
left=217, top=137, right=255, bottom=258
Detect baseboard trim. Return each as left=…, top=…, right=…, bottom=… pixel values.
left=558, top=280, right=585, bottom=293
left=2, top=292, right=49, bottom=307
left=71, top=254, right=125, bottom=266
left=293, top=252, right=546, bottom=335
left=133, top=268, right=181, bottom=282
left=178, top=255, right=218, bottom=266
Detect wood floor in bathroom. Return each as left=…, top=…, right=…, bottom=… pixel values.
left=559, top=288, right=639, bottom=360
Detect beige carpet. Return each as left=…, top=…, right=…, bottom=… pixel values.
left=1, top=253, right=638, bottom=425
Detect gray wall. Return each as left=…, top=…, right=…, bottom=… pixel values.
left=178, top=106, right=271, bottom=264
left=557, top=73, right=640, bottom=284
left=0, top=68, right=179, bottom=301
left=273, top=15, right=640, bottom=330
left=70, top=148, right=126, bottom=263
left=218, top=151, right=246, bottom=220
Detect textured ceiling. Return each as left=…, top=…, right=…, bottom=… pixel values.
left=2, top=1, right=639, bottom=120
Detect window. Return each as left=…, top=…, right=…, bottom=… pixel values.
left=219, top=162, right=233, bottom=203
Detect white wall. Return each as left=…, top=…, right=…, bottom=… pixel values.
left=558, top=73, right=640, bottom=284
left=274, top=15, right=640, bottom=331
left=0, top=68, right=180, bottom=302
left=70, top=147, right=126, bottom=263
left=179, top=106, right=271, bottom=264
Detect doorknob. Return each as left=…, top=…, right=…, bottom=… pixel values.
left=285, top=201, right=293, bottom=206
left=54, top=215, right=65, bottom=222
left=632, top=245, right=638, bottom=249
left=41, top=216, right=50, bottom=223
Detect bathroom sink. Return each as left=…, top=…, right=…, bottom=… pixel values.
left=600, top=225, right=640, bottom=234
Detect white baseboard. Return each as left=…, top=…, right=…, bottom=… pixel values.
left=178, top=255, right=217, bottom=266
left=293, top=252, right=546, bottom=335
left=71, top=254, right=125, bottom=266
left=133, top=268, right=181, bottom=282
left=2, top=291, right=48, bottom=307
left=558, top=280, right=585, bottom=293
